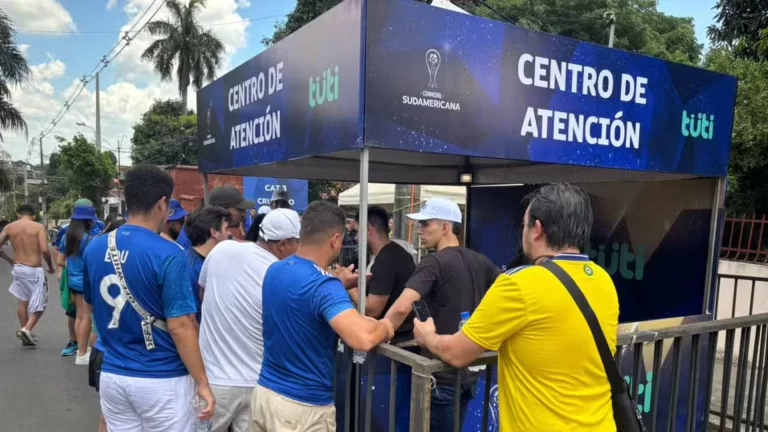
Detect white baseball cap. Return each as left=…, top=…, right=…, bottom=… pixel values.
left=257, top=205, right=271, bottom=215
left=260, top=208, right=301, bottom=241
left=406, top=197, right=462, bottom=223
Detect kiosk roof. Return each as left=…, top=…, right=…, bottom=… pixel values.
left=197, top=0, right=737, bottom=183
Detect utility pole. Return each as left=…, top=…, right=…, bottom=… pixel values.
left=95, top=72, right=102, bottom=151
left=117, top=138, right=122, bottom=214
left=23, top=163, right=28, bottom=203
left=40, top=137, right=47, bottom=226
left=605, top=11, right=616, bottom=48
left=11, top=167, right=16, bottom=210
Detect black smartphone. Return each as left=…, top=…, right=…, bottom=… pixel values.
left=412, top=300, right=432, bottom=322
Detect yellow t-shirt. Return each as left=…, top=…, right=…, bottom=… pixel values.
left=462, top=255, right=619, bottom=432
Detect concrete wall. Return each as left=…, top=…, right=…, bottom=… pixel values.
left=716, top=260, right=768, bottom=361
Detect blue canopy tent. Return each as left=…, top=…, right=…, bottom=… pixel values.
left=197, top=0, right=737, bottom=430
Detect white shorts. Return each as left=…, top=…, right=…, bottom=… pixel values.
left=9, top=264, right=47, bottom=313
left=100, top=372, right=196, bottom=432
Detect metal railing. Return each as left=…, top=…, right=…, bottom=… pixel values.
left=359, top=313, right=768, bottom=432
left=717, top=274, right=768, bottom=320
left=721, top=214, right=768, bottom=262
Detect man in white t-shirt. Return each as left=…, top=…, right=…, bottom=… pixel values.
left=198, top=208, right=301, bottom=432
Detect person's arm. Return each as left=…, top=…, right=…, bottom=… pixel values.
left=38, top=225, right=54, bottom=273
left=414, top=318, right=485, bottom=367
left=330, top=310, right=394, bottom=351
left=161, top=254, right=215, bottom=420
left=0, top=229, right=12, bottom=265
left=383, top=255, right=438, bottom=330
left=383, top=288, right=421, bottom=331
left=415, top=273, right=528, bottom=367
left=315, top=279, right=394, bottom=351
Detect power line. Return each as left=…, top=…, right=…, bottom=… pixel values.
left=17, top=14, right=288, bottom=35
left=26, top=0, right=168, bottom=163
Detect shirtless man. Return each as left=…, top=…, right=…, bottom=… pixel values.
left=0, top=204, right=55, bottom=346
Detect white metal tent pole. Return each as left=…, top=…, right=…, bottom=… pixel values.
left=354, top=147, right=370, bottom=365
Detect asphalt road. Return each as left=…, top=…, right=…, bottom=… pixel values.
left=0, top=259, right=101, bottom=431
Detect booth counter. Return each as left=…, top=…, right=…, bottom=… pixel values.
left=197, top=0, right=738, bottom=430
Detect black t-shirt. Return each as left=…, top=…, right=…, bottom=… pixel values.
left=406, top=246, right=501, bottom=382
left=368, top=242, right=416, bottom=338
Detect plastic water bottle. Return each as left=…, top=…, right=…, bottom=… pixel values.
left=459, top=311, right=486, bottom=372
left=193, top=396, right=213, bottom=432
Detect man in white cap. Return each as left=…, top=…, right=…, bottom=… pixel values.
left=198, top=208, right=301, bottom=432
left=383, top=197, right=500, bottom=432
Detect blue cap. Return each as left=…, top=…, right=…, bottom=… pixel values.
left=460, top=311, right=470, bottom=320
left=71, top=205, right=99, bottom=222
left=167, top=199, right=188, bottom=221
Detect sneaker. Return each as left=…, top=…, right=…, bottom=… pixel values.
left=61, top=341, right=77, bottom=356
left=75, top=348, right=91, bottom=366
left=16, top=329, right=36, bottom=346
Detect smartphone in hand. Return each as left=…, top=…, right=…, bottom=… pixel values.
left=412, top=300, right=432, bottom=322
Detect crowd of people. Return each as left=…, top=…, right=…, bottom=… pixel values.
left=0, top=164, right=621, bottom=432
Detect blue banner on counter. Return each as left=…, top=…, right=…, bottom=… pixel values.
left=242, top=177, right=309, bottom=213
left=364, top=0, right=736, bottom=177
left=196, top=0, right=363, bottom=173
left=467, top=178, right=716, bottom=323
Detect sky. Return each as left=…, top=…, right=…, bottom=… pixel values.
left=0, top=0, right=716, bottom=163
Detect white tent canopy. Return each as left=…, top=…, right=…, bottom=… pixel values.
left=338, top=183, right=466, bottom=207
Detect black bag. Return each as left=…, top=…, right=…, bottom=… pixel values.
left=542, top=260, right=647, bottom=432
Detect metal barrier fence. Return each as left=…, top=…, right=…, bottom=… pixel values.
left=360, top=313, right=768, bottom=432
left=717, top=274, right=768, bottom=320
left=721, top=214, right=768, bottom=262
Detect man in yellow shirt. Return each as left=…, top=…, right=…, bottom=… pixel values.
left=413, top=183, right=619, bottom=431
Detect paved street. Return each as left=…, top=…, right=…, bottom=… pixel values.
left=0, top=262, right=101, bottom=431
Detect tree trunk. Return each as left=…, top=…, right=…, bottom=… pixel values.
left=181, top=86, right=188, bottom=111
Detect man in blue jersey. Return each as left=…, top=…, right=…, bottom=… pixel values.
left=82, top=165, right=214, bottom=431
left=251, top=201, right=394, bottom=432
left=184, top=206, right=230, bottom=319
left=160, top=199, right=188, bottom=245
left=57, top=198, right=105, bottom=357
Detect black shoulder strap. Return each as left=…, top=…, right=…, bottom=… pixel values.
left=541, top=260, right=623, bottom=395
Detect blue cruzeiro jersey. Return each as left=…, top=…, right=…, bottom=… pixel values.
left=82, top=224, right=197, bottom=379
left=56, top=221, right=105, bottom=249
left=258, top=254, right=355, bottom=406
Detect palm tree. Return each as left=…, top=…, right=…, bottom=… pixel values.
left=0, top=9, right=29, bottom=193
left=141, top=0, right=224, bottom=108
left=0, top=8, right=30, bottom=142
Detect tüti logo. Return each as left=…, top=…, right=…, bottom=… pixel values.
left=585, top=242, right=645, bottom=281
left=681, top=110, right=715, bottom=139
left=308, top=65, right=339, bottom=108
left=625, top=372, right=653, bottom=414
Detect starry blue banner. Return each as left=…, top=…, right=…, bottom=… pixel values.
left=199, top=0, right=736, bottom=178
left=364, top=0, right=737, bottom=177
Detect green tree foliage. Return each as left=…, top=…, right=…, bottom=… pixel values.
left=705, top=48, right=768, bottom=214
left=54, top=134, right=116, bottom=205
left=475, top=0, right=701, bottom=63
left=141, top=0, right=224, bottom=107
left=0, top=9, right=30, bottom=190
left=263, top=0, right=429, bottom=46
left=0, top=8, right=29, bottom=141
left=708, top=0, right=768, bottom=60
left=131, top=99, right=198, bottom=165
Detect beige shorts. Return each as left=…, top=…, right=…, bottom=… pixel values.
left=249, top=384, right=336, bottom=432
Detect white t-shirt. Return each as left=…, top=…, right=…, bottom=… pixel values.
left=198, top=240, right=276, bottom=387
